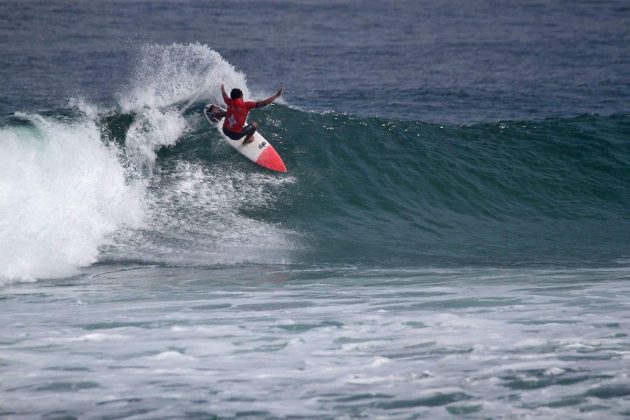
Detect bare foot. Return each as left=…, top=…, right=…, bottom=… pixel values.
left=243, top=137, right=254, bottom=145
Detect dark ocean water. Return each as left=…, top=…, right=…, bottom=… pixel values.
left=1, top=1, right=630, bottom=418
left=2, top=0, right=629, bottom=122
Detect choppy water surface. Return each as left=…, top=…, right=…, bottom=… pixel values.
left=2, top=266, right=630, bottom=418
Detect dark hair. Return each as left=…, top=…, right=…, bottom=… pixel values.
left=230, top=88, right=243, bottom=100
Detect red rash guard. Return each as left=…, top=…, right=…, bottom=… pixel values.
left=223, top=97, right=257, bottom=133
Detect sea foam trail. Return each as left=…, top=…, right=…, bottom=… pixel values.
left=0, top=114, right=144, bottom=282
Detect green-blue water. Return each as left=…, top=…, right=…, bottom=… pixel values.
left=94, top=106, right=630, bottom=268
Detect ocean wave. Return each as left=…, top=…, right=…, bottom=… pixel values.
left=2, top=43, right=629, bottom=281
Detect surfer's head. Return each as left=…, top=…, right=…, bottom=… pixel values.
left=230, top=88, right=243, bottom=100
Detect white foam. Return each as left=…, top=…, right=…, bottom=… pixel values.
left=0, top=114, right=145, bottom=282
left=368, top=356, right=392, bottom=367
left=70, top=333, right=129, bottom=342
left=150, top=351, right=197, bottom=362
left=125, top=107, right=188, bottom=162
left=105, top=160, right=297, bottom=266
left=545, top=367, right=566, bottom=376
left=346, top=374, right=406, bottom=385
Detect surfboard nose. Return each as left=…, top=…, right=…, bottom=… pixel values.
left=256, top=146, right=287, bottom=173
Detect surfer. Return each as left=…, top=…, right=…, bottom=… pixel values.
left=213, top=83, right=283, bottom=145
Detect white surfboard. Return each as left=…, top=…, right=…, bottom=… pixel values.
left=204, top=104, right=286, bottom=173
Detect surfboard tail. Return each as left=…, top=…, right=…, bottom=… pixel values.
left=256, top=146, right=287, bottom=173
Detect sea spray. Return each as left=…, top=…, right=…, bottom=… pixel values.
left=124, top=107, right=188, bottom=163
left=118, top=43, right=251, bottom=163
left=119, top=42, right=251, bottom=112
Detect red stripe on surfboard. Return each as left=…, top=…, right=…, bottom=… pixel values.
left=256, top=146, right=287, bottom=172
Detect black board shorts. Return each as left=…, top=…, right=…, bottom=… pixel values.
left=223, top=124, right=256, bottom=141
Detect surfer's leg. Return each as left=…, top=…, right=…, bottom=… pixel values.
left=207, top=105, right=226, bottom=121
left=212, top=110, right=227, bottom=119
left=242, top=122, right=258, bottom=144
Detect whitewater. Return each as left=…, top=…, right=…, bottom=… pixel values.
left=1, top=44, right=295, bottom=282
left=2, top=0, right=630, bottom=417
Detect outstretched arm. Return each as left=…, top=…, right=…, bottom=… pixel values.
left=256, top=87, right=283, bottom=108
left=220, top=83, right=230, bottom=103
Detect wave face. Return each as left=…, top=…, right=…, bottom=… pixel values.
left=1, top=43, right=629, bottom=280
left=270, top=109, right=630, bottom=266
